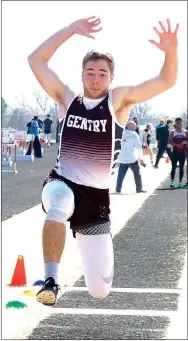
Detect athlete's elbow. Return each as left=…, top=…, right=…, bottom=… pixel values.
left=27, top=52, right=45, bottom=67
left=27, top=53, right=37, bottom=68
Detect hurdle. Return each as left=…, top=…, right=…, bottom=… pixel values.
left=2, top=144, right=18, bottom=173
left=12, top=135, right=34, bottom=162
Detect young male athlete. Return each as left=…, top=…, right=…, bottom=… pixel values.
left=168, top=117, right=188, bottom=188
left=28, top=17, right=179, bottom=305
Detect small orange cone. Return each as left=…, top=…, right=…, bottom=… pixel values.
left=10, top=255, right=27, bottom=286
left=166, top=156, right=170, bottom=163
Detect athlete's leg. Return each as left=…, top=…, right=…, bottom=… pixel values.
left=42, top=180, right=74, bottom=265
left=178, top=152, right=186, bottom=185
left=116, top=163, right=129, bottom=193
left=36, top=180, right=75, bottom=305
left=47, top=133, right=51, bottom=146
left=147, top=147, right=154, bottom=165
left=76, top=233, right=114, bottom=299
left=165, top=146, right=172, bottom=161
left=44, top=133, right=48, bottom=145
left=170, top=151, right=178, bottom=186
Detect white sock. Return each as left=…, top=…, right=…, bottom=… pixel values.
left=44, top=262, right=59, bottom=284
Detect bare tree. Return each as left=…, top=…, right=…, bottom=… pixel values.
left=34, top=90, right=49, bottom=115
left=130, top=103, right=152, bottom=120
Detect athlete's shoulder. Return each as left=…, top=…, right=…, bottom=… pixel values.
left=66, top=94, right=81, bottom=108
left=111, top=86, right=131, bottom=105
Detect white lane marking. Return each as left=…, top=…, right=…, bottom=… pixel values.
left=44, top=307, right=176, bottom=317
left=166, top=257, right=187, bottom=339
left=63, top=287, right=182, bottom=294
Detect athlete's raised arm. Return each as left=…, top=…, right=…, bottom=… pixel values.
left=28, top=17, right=102, bottom=107
left=113, top=19, right=179, bottom=123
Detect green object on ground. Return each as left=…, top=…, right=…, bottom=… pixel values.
left=170, top=182, right=175, bottom=188
left=178, top=183, right=185, bottom=188
left=5, top=300, right=28, bottom=309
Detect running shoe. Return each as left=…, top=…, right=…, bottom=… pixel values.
left=36, top=277, right=60, bottom=306
left=178, top=183, right=185, bottom=188
left=170, top=181, right=175, bottom=188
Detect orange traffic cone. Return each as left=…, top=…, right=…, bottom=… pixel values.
left=166, top=156, right=170, bottom=163
left=10, top=255, right=27, bottom=286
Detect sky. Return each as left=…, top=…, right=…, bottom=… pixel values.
left=2, top=1, right=187, bottom=117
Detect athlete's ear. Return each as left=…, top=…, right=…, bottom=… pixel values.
left=110, top=73, right=114, bottom=83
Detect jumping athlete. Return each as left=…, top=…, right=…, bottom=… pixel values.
left=28, top=17, right=179, bottom=305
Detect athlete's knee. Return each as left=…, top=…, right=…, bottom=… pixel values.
left=42, top=180, right=75, bottom=223
left=88, top=280, right=112, bottom=299
left=88, top=286, right=111, bottom=299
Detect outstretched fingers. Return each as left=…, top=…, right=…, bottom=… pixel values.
left=91, top=26, right=102, bottom=33
left=149, top=39, right=160, bottom=48
left=166, top=18, right=171, bottom=33
left=84, top=32, right=95, bottom=40
left=87, top=16, right=97, bottom=21
left=158, top=21, right=166, bottom=33
left=92, top=18, right=101, bottom=25
left=174, top=23, right=179, bottom=35
left=153, top=26, right=162, bottom=36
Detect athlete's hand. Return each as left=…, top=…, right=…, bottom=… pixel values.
left=140, top=159, right=146, bottom=167
left=70, top=17, right=102, bottom=40
left=149, top=19, right=179, bottom=53
left=178, top=141, right=186, bottom=148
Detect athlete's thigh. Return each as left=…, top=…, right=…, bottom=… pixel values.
left=179, top=152, right=186, bottom=167
left=171, top=152, right=178, bottom=166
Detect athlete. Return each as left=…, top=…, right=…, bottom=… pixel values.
left=142, top=124, right=154, bottom=165
left=168, top=117, right=188, bottom=188
left=28, top=17, right=179, bottom=305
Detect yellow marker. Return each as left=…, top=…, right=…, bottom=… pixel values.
left=21, top=290, right=36, bottom=297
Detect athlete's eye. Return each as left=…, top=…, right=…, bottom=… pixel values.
left=100, top=74, right=106, bottom=77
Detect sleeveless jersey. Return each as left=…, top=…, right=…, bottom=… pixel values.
left=54, top=92, right=123, bottom=189
left=172, top=129, right=187, bottom=152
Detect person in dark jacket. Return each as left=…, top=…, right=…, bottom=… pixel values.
left=26, top=116, right=42, bottom=158
left=44, top=114, right=53, bottom=146
left=38, top=118, right=43, bottom=132
left=154, top=119, right=173, bottom=168
left=133, top=117, right=140, bottom=135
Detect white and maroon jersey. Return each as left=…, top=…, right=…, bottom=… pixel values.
left=54, top=91, right=124, bottom=189
left=172, top=129, right=187, bottom=152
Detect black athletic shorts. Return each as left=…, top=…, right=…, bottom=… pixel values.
left=42, top=169, right=111, bottom=233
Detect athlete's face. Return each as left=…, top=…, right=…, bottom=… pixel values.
left=175, top=120, right=183, bottom=129
left=82, top=60, right=113, bottom=99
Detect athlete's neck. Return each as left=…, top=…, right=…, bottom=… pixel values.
left=176, top=128, right=183, bottom=133
left=83, top=89, right=109, bottom=100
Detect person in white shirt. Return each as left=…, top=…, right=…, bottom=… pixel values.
left=116, top=121, right=146, bottom=194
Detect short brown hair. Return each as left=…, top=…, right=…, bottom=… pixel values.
left=82, top=50, right=115, bottom=74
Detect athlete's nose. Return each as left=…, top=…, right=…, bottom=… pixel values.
left=92, top=78, right=99, bottom=84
